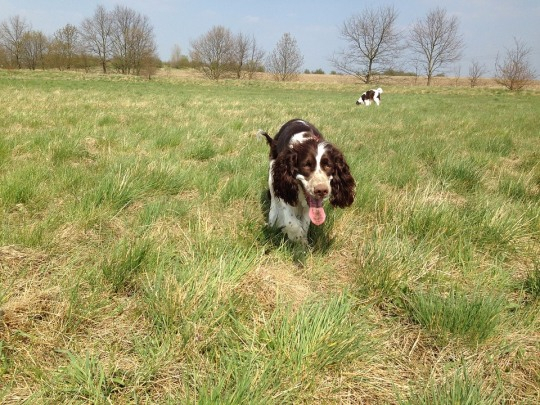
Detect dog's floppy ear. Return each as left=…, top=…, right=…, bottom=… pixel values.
left=271, top=147, right=299, bottom=206
left=329, top=147, right=355, bottom=208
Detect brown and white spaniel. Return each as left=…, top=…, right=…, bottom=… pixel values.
left=258, top=119, right=355, bottom=244
left=356, top=87, right=383, bottom=106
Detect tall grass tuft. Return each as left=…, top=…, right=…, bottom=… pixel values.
left=497, top=174, right=530, bottom=201
left=193, top=294, right=371, bottom=402
left=0, top=340, right=8, bottom=377
left=49, top=138, right=92, bottom=166
left=45, top=351, right=124, bottom=403
left=82, top=165, right=141, bottom=210
left=524, top=261, right=540, bottom=299
left=262, top=294, right=368, bottom=376
left=137, top=198, right=190, bottom=226
left=355, top=233, right=413, bottom=299
left=403, top=365, right=503, bottom=405
left=434, top=156, right=483, bottom=193
left=402, top=288, right=504, bottom=344
left=0, top=137, right=11, bottom=165
left=0, top=166, right=43, bottom=208
left=141, top=242, right=256, bottom=341
left=101, top=237, right=152, bottom=293
left=469, top=133, right=514, bottom=157
left=185, top=139, right=217, bottom=161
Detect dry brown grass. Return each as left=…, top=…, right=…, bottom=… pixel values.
left=157, top=67, right=540, bottom=89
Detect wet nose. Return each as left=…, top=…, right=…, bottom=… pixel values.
left=314, top=185, right=329, bottom=198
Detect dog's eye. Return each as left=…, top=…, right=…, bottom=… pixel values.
left=321, top=159, right=333, bottom=171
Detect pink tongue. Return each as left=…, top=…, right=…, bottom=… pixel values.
left=308, top=198, right=326, bottom=226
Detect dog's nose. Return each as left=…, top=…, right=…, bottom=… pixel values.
left=314, top=185, right=329, bottom=198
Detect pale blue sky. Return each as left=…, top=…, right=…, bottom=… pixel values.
left=2, top=0, right=539, bottom=76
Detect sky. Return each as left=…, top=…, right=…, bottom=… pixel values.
left=2, top=0, right=539, bottom=77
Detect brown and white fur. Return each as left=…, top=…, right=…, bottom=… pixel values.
left=258, top=119, right=355, bottom=244
left=356, top=87, right=383, bottom=106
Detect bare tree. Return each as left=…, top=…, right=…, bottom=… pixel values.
left=130, top=18, right=157, bottom=76
left=190, top=25, right=235, bottom=80
left=80, top=5, right=112, bottom=73
left=495, top=37, right=536, bottom=91
left=21, top=30, right=47, bottom=70
left=331, top=5, right=401, bottom=83
left=110, top=5, right=135, bottom=73
left=231, top=33, right=265, bottom=79
left=453, top=65, right=461, bottom=86
left=170, top=44, right=182, bottom=68
left=0, top=15, right=31, bottom=68
left=409, top=7, right=464, bottom=86
left=244, top=35, right=265, bottom=79
left=0, top=45, right=8, bottom=66
left=468, top=59, right=486, bottom=87
left=110, top=5, right=157, bottom=75
left=232, top=32, right=249, bottom=79
left=169, top=44, right=190, bottom=69
left=50, top=24, right=80, bottom=70
left=266, top=33, right=304, bottom=81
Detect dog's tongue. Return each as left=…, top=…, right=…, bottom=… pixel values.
left=308, top=197, right=326, bottom=226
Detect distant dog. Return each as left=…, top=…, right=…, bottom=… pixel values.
left=356, top=87, right=383, bottom=106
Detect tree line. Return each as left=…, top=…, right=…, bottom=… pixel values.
left=0, top=5, right=536, bottom=89
left=0, top=5, right=159, bottom=77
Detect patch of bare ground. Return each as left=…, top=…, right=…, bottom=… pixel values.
left=238, top=258, right=315, bottom=314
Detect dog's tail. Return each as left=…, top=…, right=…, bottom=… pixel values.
left=256, top=129, right=273, bottom=146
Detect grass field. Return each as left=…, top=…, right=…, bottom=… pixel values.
left=1, top=69, right=539, bottom=404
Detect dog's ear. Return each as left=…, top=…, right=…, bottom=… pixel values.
left=329, top=147, right=355, bottom=208
left=271, top=148, right=299, bottom=206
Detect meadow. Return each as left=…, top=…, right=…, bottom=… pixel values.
left=0, top=69, right=539, bottom=404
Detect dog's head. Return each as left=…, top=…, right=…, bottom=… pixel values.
left=272, top=137, right=355, bottom=224
left=356, top=92, right=367, bottom=105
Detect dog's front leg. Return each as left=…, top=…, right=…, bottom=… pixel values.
left=282, top=209, right=309, bottom=245
left=283, top=222, right=309, bottom=245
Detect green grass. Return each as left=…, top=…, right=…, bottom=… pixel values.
left=403, top=364, right=504, bottom=405
left=524, top=261, right=540, bottom=298
left=1, top=69, right=539, bottom=403
left=402, top=287, right=505, bottom=345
